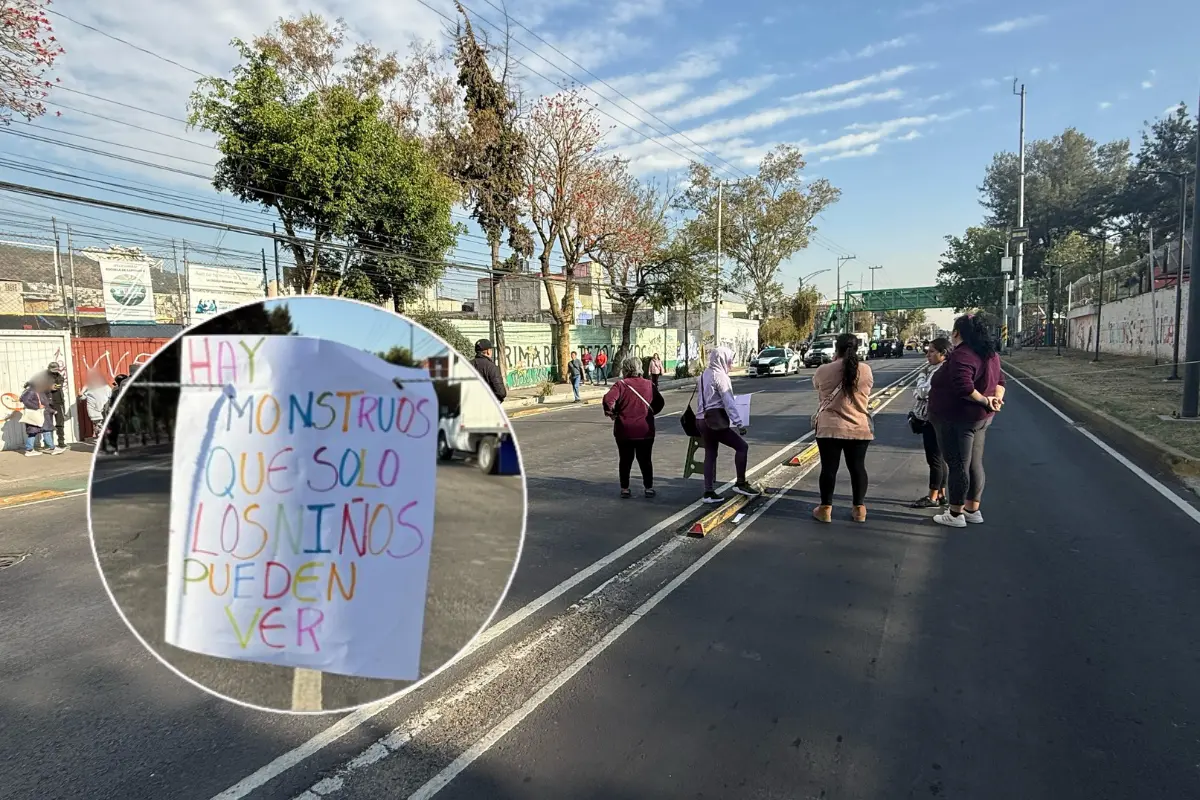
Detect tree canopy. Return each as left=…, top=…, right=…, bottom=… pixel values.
left=936, top=226, right=1007, bottom=313
left=0, top=0, right=64, bottom=124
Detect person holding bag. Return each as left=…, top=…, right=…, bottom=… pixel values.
left=19, top=375, right=57, bottom=457
left=811, top=333, right=874, bottom=523
left=908, top=337, right=951, bottom=508
left=602, top=356, right=666, bottom=498
left=685, top=346, right=761, bottom=504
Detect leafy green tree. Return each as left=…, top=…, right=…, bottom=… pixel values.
left=980, top=128, right=1130, bottom=279
left=648, top=231, right=708, bottom=376
left=405, top=308, right=474, bottom=360
left=882, top=309, right=926, bottom=339
left=788, top=286, right=821, bottom=340
left=449, top=3, right=531, bottom=375
left=1116, top=103, right=1197, bottom=243
left=679, top=145, right=840, bottom=317
left=188, top=14, right=459, bottom=301
left=758, top=317, right=799, bottom=347
left=936, top=226, right=1008, bottom=313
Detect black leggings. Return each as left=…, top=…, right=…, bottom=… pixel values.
left=816, top=438, right=870, bottom=506
left=617, top=438, right=655, bottom=489
left=921, top=421, right=947, bottom=493
left=933, top=416, right=991, bottom=506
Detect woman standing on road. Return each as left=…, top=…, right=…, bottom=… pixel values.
left=811, top=333, right=875, bottom=523
left=648, top=353, right=664, bottom=388
left=603, top=356, right=666, bottom=498
left=695, top=346, right=762, bottom=503
left=909, top=337, right=952, bottom=508
left=927, top=314, right=1005, bottom=528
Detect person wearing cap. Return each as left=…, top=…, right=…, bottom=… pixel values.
left=472, top=339, right=508, bottom=403
left=45, top=361, right=69, bottom=451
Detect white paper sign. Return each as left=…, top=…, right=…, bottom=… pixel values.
left=98, top=256, right=157, bottom=323
left=165, top=335, right=437, bottom=680
left=733, top=393, right=752, bottom=425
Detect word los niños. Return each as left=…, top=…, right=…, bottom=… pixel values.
left=187, top=336, right=435, bottom=439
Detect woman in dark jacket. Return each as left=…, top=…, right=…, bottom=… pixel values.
left=927, top=314, right=1006, bottom=528
left=602, top=355, right=666, bottom=498
left=19, top=376, right=56, bottom=456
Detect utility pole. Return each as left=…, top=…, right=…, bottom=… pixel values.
left=1181, top=94, right=1200, bottom=418
left=1170, top=175, right=1190, bottom=380
left=868, top=264, right=882, bottom=291
left=836, top=254, right=856, bottom=332
left=714, top=181, right=723, bottom=350
left=272, top=222, right=282, bottom=295
left=261, top=249, right=269, bottom=297
left=1093, top=231, right=1108, bottom=363
left=1013, top=79, right=1027, bottom=344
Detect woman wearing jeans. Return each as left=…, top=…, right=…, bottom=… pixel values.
left=695, top=346, right=762, bottom=503
left=927, top=314, right=1005, bottom=528
left=811, top=333, right=874, bottom=523
left=19, top=376, right=57, bottom=457
left=909, top=337, right=951, bottom=508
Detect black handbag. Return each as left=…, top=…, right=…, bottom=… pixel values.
left=907, top=412, right=925, bottom=434
left=680, top=391, right=700, bottom=437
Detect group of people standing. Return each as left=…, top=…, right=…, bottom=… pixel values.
left=808, top=313, right=1004, bottom=528
left=17, top=363, right=126, bottom=456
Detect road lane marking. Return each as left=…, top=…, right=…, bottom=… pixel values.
left=1004, top=370, right=1200, bottom=525
left=0, top=489, right=66, bottom=507
left=209, top=366, right=919, bottom=800
left=404, top=378, right=918, bottom=798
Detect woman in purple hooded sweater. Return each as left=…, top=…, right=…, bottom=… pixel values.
left=695, top=346, right=762, bottom=503
left=927, top=314, right=1006, bottom=528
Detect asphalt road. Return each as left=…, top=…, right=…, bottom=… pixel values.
left=87, top=453, right=523, bottom=711
left=14, top=355, right=1200, bottom=800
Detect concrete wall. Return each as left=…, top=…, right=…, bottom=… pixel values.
left=1066, top=282, right=1189, bottom=357
left=450, top=320, right=679, bottom=387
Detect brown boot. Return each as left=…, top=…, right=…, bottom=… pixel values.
left=812, top=504, right=832, bottom=523
left=852, top=505, right=867, bottom=523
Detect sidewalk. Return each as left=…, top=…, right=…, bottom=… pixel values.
left=503, top=367, right=749, bottom=414
left=1004, top=348, right=1200, bottom=466
left=0, top=436, right=170, bottom=500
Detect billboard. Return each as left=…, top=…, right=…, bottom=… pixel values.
left=186, top=263, right=266, bottom=322
left=98, top=256, right=157, bottom=324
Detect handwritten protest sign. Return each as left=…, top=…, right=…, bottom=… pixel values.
left=165, top=335, right=437, bottom=680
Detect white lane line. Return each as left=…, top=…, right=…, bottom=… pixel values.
left=406, top=372, right=918, bottom=799
left=209, top=367, right=919, bottom=800
left=1003, top=369, right=1200, bottom=525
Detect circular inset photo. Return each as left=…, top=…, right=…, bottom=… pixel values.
left=87, top=296, right=526, bottom=713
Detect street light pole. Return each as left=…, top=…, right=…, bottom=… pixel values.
left=836, top=255, right=856, bottom=332
left=1013, top=79, right=1027, bottom=342
left=714, top=181, right=723, bottom=350
left=1093, top=230, right=1110, bottom=363
left=868, top=264, right=882, bottom=290
left=1170, top=174, right=1189, bottom=380
left=1181, top=95, right=1200, bottom=417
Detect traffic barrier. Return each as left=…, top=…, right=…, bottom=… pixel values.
left=787, top=443, right=819, bottom=466
left=682, top=435, right=705, bottom=479
left=687, top=494, right=751, bottom=537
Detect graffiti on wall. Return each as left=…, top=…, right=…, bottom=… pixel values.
left=1, top=392, right=22, bottom=412
left=74, top=343, right=162, bottom=388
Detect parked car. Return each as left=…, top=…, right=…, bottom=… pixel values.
left=752, top=346, right=801, bottom=376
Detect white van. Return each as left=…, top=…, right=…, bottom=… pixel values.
left=436, top=353, right=514, bottom=474
left=850, top=332, right=871, bottom=360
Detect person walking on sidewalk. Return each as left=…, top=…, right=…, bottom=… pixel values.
left=603, top=356, right=665, bottom=498
left=567, top=351, right=584, bottom=402
left=595, top=349, right=609, bottom=385
left=45, top=361, right=69, bottom=450
left=471, top=339, right=508, bottom=404
left=695, top=346, right=761, bottom=503
left=648, top=353, right=664, bottom=388
left=928, top=314, right=1005, bottom=529
left=909, top=337, right=951, bottom=509
left=80, top=375, right=112, bottom=444
left=581, top=349, right=594, bottom=385
left=811, top=333, right=875, bottom=523
left=19, top=376, right=58, bottom=457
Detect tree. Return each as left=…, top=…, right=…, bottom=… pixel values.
left=980, top=127, right=1130, bottom=279
left=523, top=90, right=612, bottom=380
left=851, top=311, right=874, bottom=332
left=882, top=309, right=926, bottom=339
left=406, top=307, right=474, bottom=360
left=449, top=3, right=530, bottom=376
left=0, top=0, right=64, bottom=124
left=679, top=145, right=840, bottom=317
left=188, top=14, right=459, bottom=299
left=788, top=286, right=821, bottom=340
left=648, top=229, right=708, bottom=376
left=1116, top=103, right=1198, bottom=243
left=758, top=317, right=799, bottom=347
left=935, top=226, right=1008, bottom=312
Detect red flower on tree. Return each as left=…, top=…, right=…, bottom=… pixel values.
left=1, top=0, right=66, bottom=124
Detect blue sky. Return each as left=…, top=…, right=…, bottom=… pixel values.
left=0, top=0, right=1196, bottom=313
left=265, top=297, right=447, bottom=360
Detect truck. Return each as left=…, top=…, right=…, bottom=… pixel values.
left=436, top=352, right=516, bottom=475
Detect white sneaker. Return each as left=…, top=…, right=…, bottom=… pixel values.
left=933, top=511, right=967, bottom=528
left=963, top=509, right=984, bottom=524
left=23, top=450, right=42, bottom=458
left=51, top=447, right=67, bottom=455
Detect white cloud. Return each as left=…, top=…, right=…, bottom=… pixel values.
left=898, top=0, right=972, bottom=18
left=822, top=144, right=880, bottom=162
left=608, top=0, right=669, bottom=25
left=904, top=91, right=954, bottom=110
left=812, top=35, right=917, bottom=67
left=976, top=104, right=996, bottom=112
left=1029, top=66, right=1042, bottom=76
left=981, top=15, right=1048, bottom=34
left=784, top=65, right=917, bottom=101
left=1099, top=101, right=1112, bottom=110
left=1142, top=81, right=1154, bottom=89
left=1150, top=68, right=1157, bottom=76
left=659, top=76, right=777, bottom=124
left=810, top=109, right=967, bottom=162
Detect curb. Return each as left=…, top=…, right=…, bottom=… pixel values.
left=1003, top=360, right=1200, bottom=478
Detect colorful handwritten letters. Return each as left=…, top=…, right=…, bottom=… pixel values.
left=165, top=335, right=437, bottom=680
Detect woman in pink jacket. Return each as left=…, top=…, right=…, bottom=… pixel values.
left=811, top=333, right=875, bottom=523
